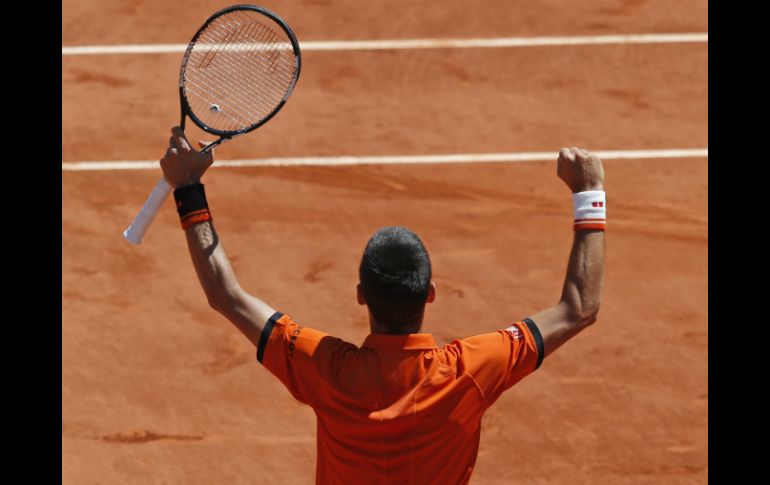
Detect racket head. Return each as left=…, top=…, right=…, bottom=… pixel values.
left=179, top=4, right=301, bottom=138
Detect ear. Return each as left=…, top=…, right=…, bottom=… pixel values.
left=426, top=281, right=436, bottom=303
left=356, top=284, right=366, bottom=305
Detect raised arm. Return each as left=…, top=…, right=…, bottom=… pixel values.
left=528, top=147, right=606, bottom=359
left=160, top=127, right=276, bottom=347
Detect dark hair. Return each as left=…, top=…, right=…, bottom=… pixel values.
left=359, top=226, right=432, bottom=333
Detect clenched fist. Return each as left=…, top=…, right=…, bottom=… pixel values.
left=557, top=147, right=605, bottom=193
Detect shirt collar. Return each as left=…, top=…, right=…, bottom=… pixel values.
left=362, top=333, right=437, bottom=350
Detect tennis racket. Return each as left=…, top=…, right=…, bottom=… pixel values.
left=123, top=4, right=301, bottom=244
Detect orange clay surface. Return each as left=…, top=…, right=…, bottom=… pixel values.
left=62, top=1, right=708, bottom=483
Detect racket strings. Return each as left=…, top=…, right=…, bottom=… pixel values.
left=202, top=16, right=297, bottom=88
left=204, top=17, right=296, bottom=91
left=198, top=16, right=292, bottom=76
left=183, top=10, right=298, bottom=132
left=192, top=29, right=294, bottom=97
left=186, top=38, right=291, bottom=127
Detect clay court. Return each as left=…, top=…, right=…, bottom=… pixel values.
left=62, top=1, right=708, bottom=483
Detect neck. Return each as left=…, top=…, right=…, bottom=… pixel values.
left=369, top=311, right=424, bottom=335
left=370, top=323, right=423, bottom=335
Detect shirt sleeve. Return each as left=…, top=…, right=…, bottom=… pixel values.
left=256, top=312, right=352, bottom=406
left=453, top=318, right=544, bottom=407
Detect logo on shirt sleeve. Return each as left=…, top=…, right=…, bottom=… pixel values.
left=504, top=325, right=523, bottom=340
left=288, top=327, right=302, bottom=358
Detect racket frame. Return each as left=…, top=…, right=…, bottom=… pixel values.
left=178, top=4, right=302, bottom=153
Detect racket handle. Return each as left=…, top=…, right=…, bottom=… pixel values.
left=123, top=177, right=173, bottom=245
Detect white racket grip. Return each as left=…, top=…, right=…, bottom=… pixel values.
left=123, top=177, right=173, bottom=245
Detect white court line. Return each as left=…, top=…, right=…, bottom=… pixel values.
left=62, top=149, right=708, bottom=171
left=61, top=33, right=707, bottom=55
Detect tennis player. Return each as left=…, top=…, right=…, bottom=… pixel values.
left=161, top=126, right=606, bottom=483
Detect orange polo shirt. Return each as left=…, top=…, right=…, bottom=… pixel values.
left=257, top=312, right=544, bottom=484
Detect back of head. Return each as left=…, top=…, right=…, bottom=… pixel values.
left=359, top=226, right=432, bottom=333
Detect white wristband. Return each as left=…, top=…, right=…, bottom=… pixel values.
left=572, top=190, right=606, bottom=231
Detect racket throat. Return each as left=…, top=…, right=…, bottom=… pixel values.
left=200, top=136, right=231, bottom=154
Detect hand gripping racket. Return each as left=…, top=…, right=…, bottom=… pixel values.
left=123, top=4, right=301, bottom=244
